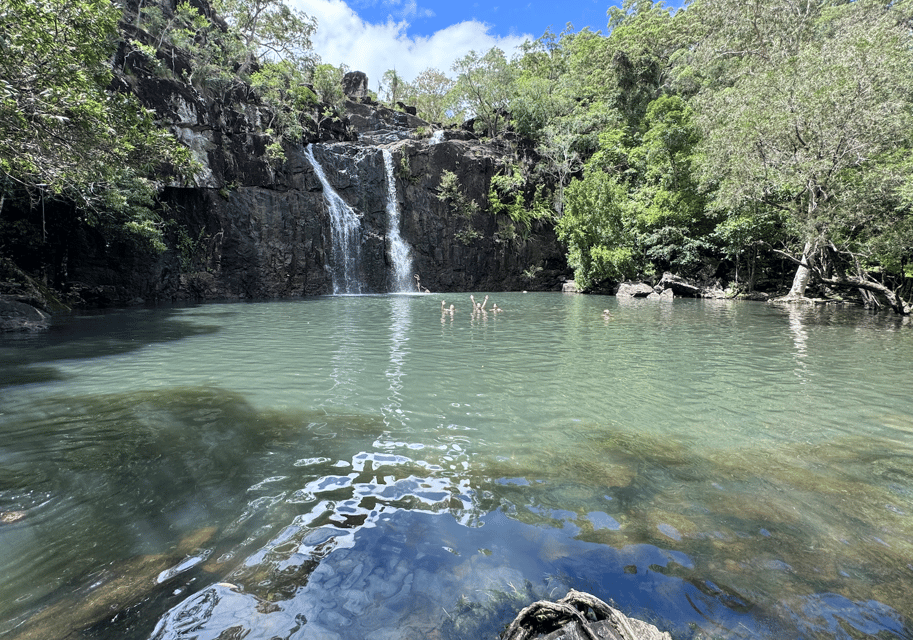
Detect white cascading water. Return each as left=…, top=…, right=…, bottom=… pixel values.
left=429, top=130, right=445, bottom=145
left=382, top=149, right=415, bottom=292
left=305, top=145, right=362, bottom=294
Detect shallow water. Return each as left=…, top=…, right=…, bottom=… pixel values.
left=1, top=294, right=912, bottom=639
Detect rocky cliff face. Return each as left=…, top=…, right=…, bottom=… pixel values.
left=50, top=27, right=568, bottom=305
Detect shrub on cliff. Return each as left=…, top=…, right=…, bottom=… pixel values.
left=0, top=0, right=191, bottom=247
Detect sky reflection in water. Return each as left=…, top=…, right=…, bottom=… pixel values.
left=1, top=294, right=912, bottom=640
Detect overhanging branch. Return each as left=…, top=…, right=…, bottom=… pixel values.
left=771, top=247, right=910, bottom=315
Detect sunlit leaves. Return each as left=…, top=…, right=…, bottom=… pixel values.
left=451, top=48, right=516, bottom=137
left=558, top=170, right=635, bottom=288
left=399, top=68, right=457, bottom=124
left=0, top=0, right=190, bottom=236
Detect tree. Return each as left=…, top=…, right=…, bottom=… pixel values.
left=511, top=8, right=684, bottom=217
left=684, top=0, right=913, bottom=312
left=557, top=170, right=635, bottom=289
left=605, top=0, right=681, bottom=126
left=400, top=68, right=457, bottom=124
left=249, top=60, right=318, bottom=158
left=133, top=1, right=238, bottom=89
left=379, top=69, right=403, bottom=106
left=536, top=123, right=585, bottom=216
left=0, top=0, right=190, bottom=247
left=509, top=27, right=574, bottom=139
left=451, top=48, right=516, bottom=137
left=133, top=0, right=318, bottom=148
left=557, top=94, right=712, bottom=288
left=212, top=0, right=317, bottom=77
left=311, top=63, right=348, bottom=109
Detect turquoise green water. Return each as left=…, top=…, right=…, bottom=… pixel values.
left=1, top=294, right=912, bottom=639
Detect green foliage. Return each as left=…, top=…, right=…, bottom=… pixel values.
left=683, top=0, right=913, bottom=300
left=488, top=167, right=553, bottom=240
left=606, top=0, right=683, bottom=125
left=250, top=60, right=318, bottom=138
left=0, top=0, right=192, bottom=250
left=135, top=0, right=318, bottom=161
left=557, top=93, right=713, bottom=288
left=174, top=224, right=210, bottom=272
left=379, top=69, right=404, bottom=106
left=451, top=48, right=516, bottom=137
left=311, top=63, right=348, bottom=110
left=399, top=68, right=459, bottom=124
left=510, top=28, right=575, bottom=139
left=212, top=0, right=317, bottom=75
left=438, top=170, right=481, bottom=244
left=437, top=171, right=479, bottom=219
left=137, top=0, right=316, bottom=86
left=396, top=155, right=415, bottom=183
left=522, top=264, right=543, bottom=280
left=136, top=2, right=236, bottom=89
left=509, top=9, right=684, bottom=215
left=454, top=227, right=483, bottom=245
left=558, top=170, right=636, bottom=288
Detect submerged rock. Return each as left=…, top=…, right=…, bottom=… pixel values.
left=0, top=297, right=50, bottom=332
left=9, top=527, right=217, bottom=640
left=0, top=510, right=27, bottom=524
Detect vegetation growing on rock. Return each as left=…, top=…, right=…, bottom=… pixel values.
left=1, top=0, right=911, bottom=312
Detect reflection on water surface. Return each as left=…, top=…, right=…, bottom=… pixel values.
left=1, top=294, right=912, bottom=639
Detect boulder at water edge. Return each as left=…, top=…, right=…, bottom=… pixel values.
left=0, top=297, right=49, bottom=332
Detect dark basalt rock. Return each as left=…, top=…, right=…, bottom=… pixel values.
left=345, top=100, right=428, bottom=144
left=615, top=282, right=655, bottom=298
left=395, top=101, right=417, bottom=116
left=17, top=5, right=569, bottom=306
left=0, top=298, right=50, bottom=332
left=656, top=272, right=702, bottom=297
left=502, top=590, right=672, bottom=640
left=342, top=71, right=369, bottom=101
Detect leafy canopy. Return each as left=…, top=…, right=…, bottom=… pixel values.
left=0, top=0, right=191, bottom=246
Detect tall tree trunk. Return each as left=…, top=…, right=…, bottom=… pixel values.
left=786, top=239, right=816, bottom=298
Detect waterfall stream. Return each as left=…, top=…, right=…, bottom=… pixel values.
left=304, top=145, right=363, bottom=294
left=382, top=149, right=414, bottom=292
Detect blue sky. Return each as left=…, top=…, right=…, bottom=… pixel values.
left=347, top=0, right=619, bottom=39
left=289, top=0, right=684, bottom=93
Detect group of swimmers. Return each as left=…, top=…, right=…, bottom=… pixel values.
left=438, top=296, right=612, bottom=321
left=440, top=294, right=504, bottom=318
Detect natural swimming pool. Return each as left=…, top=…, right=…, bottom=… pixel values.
left=1, top=293, right=911, bottom=639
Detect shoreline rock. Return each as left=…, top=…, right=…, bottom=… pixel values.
left=0, top=297, right=50, bottom=332
left=502, top=590, right=672, bottom=640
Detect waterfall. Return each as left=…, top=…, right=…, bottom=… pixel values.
left=382, top=149, right=415, bottom=293
left=429, top=130, right=445, bottom=145
left=305, top=145, right=363, bottom=294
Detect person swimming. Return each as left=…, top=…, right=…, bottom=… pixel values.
left=470, top=294, right=490, bottom=316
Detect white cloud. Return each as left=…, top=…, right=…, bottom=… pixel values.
left=289, top=0, right=532, bottom=91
